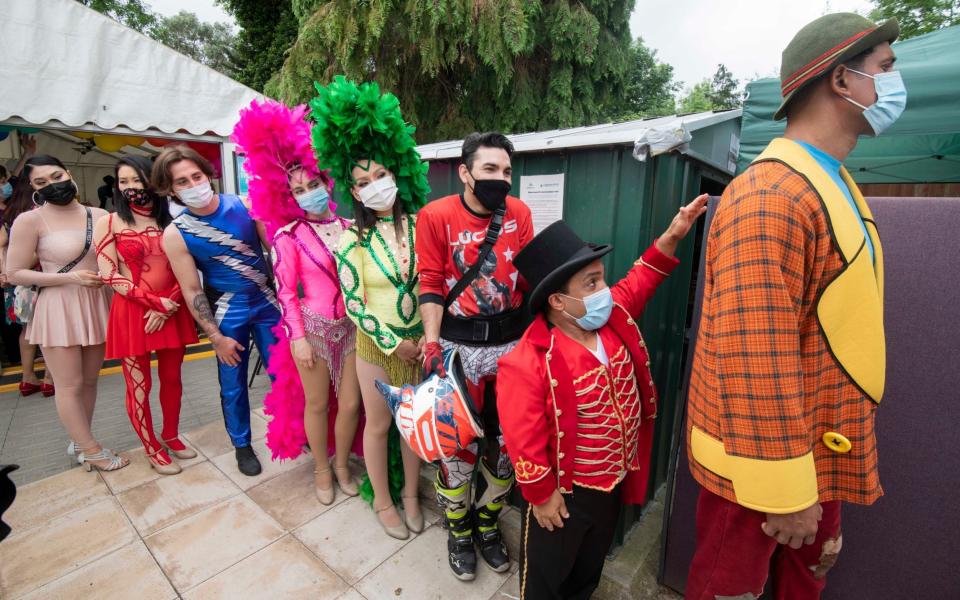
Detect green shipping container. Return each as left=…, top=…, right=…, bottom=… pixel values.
left=413, top=110, right=743, bottom=548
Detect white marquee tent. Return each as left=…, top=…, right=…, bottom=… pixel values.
left=0, top=0, right=264, bottom=196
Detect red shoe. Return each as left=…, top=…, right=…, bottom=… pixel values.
left=19, top=382, right=41, bottom=396
left=40, top=383, right=55, bottom=397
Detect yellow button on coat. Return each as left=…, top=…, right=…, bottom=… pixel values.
left=822, top=432, right=852, bottom=454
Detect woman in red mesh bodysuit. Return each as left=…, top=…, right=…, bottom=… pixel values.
left=94, top=156, right=198, bottom=474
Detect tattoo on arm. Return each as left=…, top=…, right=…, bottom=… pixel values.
left=192, top=293, right=221, bottom=337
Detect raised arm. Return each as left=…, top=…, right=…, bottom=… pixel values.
left=162, top=224, right=244, bottom=366
left=612, top=194, right=707, bottom=317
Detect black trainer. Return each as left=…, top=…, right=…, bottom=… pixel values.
left=474, top=506, right=510, bottom=572
left=235, top=445, right=261, bottom=476
left=447, top=513, right=477, bottom=581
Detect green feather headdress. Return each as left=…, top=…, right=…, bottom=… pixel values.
left=309, top=76, right=429, bottom=214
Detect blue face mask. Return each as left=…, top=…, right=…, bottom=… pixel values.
left=843, top=69, right=907, bottom=136
left=295, top=186, right=330, bottom=215
left=0, top=182, right=11, bottom=199
left=562, top=287, right=614, bottom=331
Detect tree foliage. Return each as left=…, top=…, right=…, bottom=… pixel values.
left=76, top=0, right=156, bottom=32
left=216, top=0, right=299, bottom=91
left=614, top=37, right=678, bottom=120
left=152, top=11, right=239, bottom=76
left=869, top=0, right=960, bottom=39
left=76, top=1, right=240, bottom=78
left=268, top=0, right=640, bottom=143
left=707, top=64, right=741, bottom=109
left=679, top=63, right=742, bottom=114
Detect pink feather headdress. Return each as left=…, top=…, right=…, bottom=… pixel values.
left=230, top=99, right=334, bottom=238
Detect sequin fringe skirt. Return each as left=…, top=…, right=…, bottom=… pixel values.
left=301, top=306, right=356, bottom=395
left=355, top=331, right=421, bottom=388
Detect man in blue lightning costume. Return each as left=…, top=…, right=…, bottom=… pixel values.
left=156, top=145, right=280, bottom=476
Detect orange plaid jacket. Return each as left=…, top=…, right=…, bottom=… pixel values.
left=687, top=140, right=884, bottom=512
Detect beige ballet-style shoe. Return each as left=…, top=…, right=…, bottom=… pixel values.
left=402, top=494, right=424, bottom=534
left=375, top=503, right=410, bottom=540
left=314, top=468, right=335, bottom=505
left=333, top=464, right=359, bottom=497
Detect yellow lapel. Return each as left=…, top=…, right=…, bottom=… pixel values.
left=754, top=138, right=886, bottom=403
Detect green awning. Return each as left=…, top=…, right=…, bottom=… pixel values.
left=738, top=24, right=960, bottom=183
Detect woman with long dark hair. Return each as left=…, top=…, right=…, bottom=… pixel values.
left=0, top=177, right=54, bottom=396
left=93, top=156, right=198, bottom=475
left=5, top=154, right=123, bottom=471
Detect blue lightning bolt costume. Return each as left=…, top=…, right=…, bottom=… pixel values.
left=173, top=194, right=280, bottom=447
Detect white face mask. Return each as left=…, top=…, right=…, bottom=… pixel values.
left=357, top=176, right=398, bottom=212
left=177, top=181, right=215, bottom=209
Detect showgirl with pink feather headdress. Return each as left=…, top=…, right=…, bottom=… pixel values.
left=232, top=98, right=363, bottom=504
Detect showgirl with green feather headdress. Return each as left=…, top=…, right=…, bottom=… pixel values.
left=311, top=76, right=429, bottom=535
left=310, top=76, right=430, bottom=237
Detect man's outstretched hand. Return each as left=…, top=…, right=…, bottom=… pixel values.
left=656, top=193, right=710, bottom=257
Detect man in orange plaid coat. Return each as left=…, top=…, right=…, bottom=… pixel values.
left=685, top=13, right=905, bottom=600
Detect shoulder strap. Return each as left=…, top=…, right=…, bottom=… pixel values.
left=57, top=207, right=93, bottom=274
left=444, top=202, right=506, bottom=309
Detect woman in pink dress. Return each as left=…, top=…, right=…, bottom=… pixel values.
left=5, top=155, right=125, bottom=472
left=232, top=99, right=362, bottom=504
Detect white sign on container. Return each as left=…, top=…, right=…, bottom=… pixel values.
left=519, top=174, right=565, bottom=234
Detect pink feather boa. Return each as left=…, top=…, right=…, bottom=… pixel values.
left=232, top=98, right=362, bottom=461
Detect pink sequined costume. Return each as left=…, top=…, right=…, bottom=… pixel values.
left=231, top=98, right=362, bottom=461
left=272, top=215, right=355, bottom=393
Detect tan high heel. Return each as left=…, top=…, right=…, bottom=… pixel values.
left=147, top=448, right=182, bottom=476
left=314, top=468, right=335, bottom=505
left=375, top=503, right=409, bottom=540
left=402, top=494, right=424, bottom=534
left=162, top=437, right=198, bottom=460
left=333, top=464, right=359, bottom=497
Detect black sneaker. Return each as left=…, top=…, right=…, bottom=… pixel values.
left=474, top=507, right=510, bottom=572
left=446, top=513, right=477, bottom=581
left=235, top=445, right=261, bottom=476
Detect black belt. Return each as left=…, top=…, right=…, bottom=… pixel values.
left=440, top=306, right=530, bottom=346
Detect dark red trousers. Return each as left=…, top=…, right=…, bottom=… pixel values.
left=686, top=488, right=842, bottom=600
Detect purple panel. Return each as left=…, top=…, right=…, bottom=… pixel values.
left=662, top=197, right=960, bottom=597
left=823, top=198, right=960, bottom=598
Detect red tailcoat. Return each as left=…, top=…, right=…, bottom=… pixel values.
left=496, top=244, right=678, bottom=505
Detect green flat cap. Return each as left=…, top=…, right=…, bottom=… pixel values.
left=775, top=12, right=899, bottom=120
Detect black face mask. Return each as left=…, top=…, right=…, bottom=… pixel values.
left=122, top=187, right=154, bottom=207
left=37, top=180, right=78, bottom=206
left=469, top=173, right=510, bottom=212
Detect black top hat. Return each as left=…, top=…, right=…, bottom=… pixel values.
left=514, top=221, right=613, bottom=313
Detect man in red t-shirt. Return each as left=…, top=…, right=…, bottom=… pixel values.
left=416, top=132, right=533, bottom=580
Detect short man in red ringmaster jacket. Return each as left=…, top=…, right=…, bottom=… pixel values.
left=497, top=195, right=707, bottom=599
